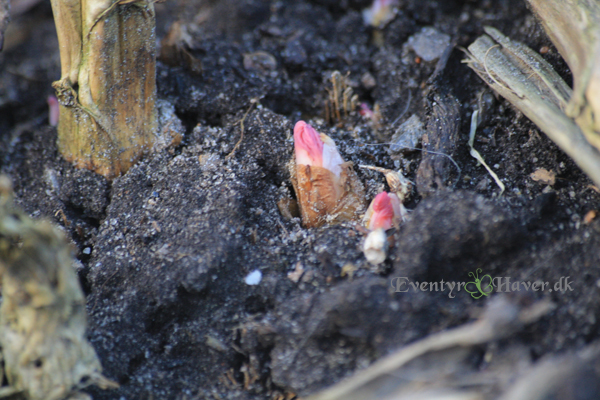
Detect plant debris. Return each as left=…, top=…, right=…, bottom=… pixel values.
left=3, top=1, right=600, bottom=399
left=464, top=26, right=600, bottom=188
left=0, top=176, right=116, bottom=400
left=468, top=109, right=506, bottom=195
left=305, top=295, right=554, bottom=400
left=324, top=71, right=358, bottom=125
left=530, top=168, right=556, bottom=186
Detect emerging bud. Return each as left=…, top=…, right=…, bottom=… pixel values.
left=294, top=121, right=323, bottom=167
left=294, top=120, right=345, bottom=178
left=363, top=191, right=405, bottom=230
left=290, top=121, right=365, bottom=228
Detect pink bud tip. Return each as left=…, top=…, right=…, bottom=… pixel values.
left=359, top=103, right=374, bottom=118
left=366, top=191, right=403, bottom=231
left=294, top=120, right=323, bottom=167
left=47, top=95, right=59, bottom=127
left=372, top=191, right=391, bottom=211
left=371, top=192, right=394, bottom=229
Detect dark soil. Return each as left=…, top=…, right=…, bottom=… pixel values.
left=1, top=0, right=600, bottom=399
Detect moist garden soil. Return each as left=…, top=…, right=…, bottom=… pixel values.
left=1, top=0, right=600, bottom=399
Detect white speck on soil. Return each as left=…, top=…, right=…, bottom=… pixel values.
left=245, top=270, right=262, bottom=285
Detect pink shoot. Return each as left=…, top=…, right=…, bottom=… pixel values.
left=366, top=192, right=402, bottom=230
left=294, top=120, right=345, bottom=178
left=294, top=121, right=323, bottom=167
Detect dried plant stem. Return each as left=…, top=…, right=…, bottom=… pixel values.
left=50, top=0, right=157, bottom=178
left=527, top=0, right=600, bottom=151
left=464, top=27, right=600, bottom=188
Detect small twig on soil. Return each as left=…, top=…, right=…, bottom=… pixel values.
left=277, top=219, right=289, bottom=236
left=481, top=44, right=518, bottom=97
left=226, top=99, right=257, bottom=160
left=468, top=109, right=505, bottom=195
left=304, top=296, right=553, bottom=400
left=55, top=208, right=71, bottom=227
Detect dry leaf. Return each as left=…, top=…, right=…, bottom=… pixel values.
left=0, top=176, right=117, bottom=399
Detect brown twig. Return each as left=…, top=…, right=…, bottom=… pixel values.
left=226, top=99, right=257, bottom=160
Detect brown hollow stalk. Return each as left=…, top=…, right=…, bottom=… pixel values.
left=463, top=27, right=600, bottom=188
left=527, top=0, right=600, bottom=151
left=50, top=0, right=157, bottom=178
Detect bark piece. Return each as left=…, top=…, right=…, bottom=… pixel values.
left=416, top=91, right=461, bottom=197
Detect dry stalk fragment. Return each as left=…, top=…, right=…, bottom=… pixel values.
left=464, top=26, right=600, bottom=188
left=527, top=0, right=600, bottom=152
left=50, top=0, right=157, bottom=178
left=0, top=176, right=117, bottom=399
left=324, top=71, right=358, bottom=125
left=359, top=165, right=412, bottom=203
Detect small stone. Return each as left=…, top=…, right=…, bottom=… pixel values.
left=243, top=51, right=277, bottom=73
left=245, top=270, right=262, bottom=286
left=287, top=263, right=304, bottom=283
left=389, top=114, right=425, bottom=153
left=406, top=27, right=451, bottom=62
left=530, top=168, right=556, bottom=186
left=361, top=72, right=376, bottom=90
